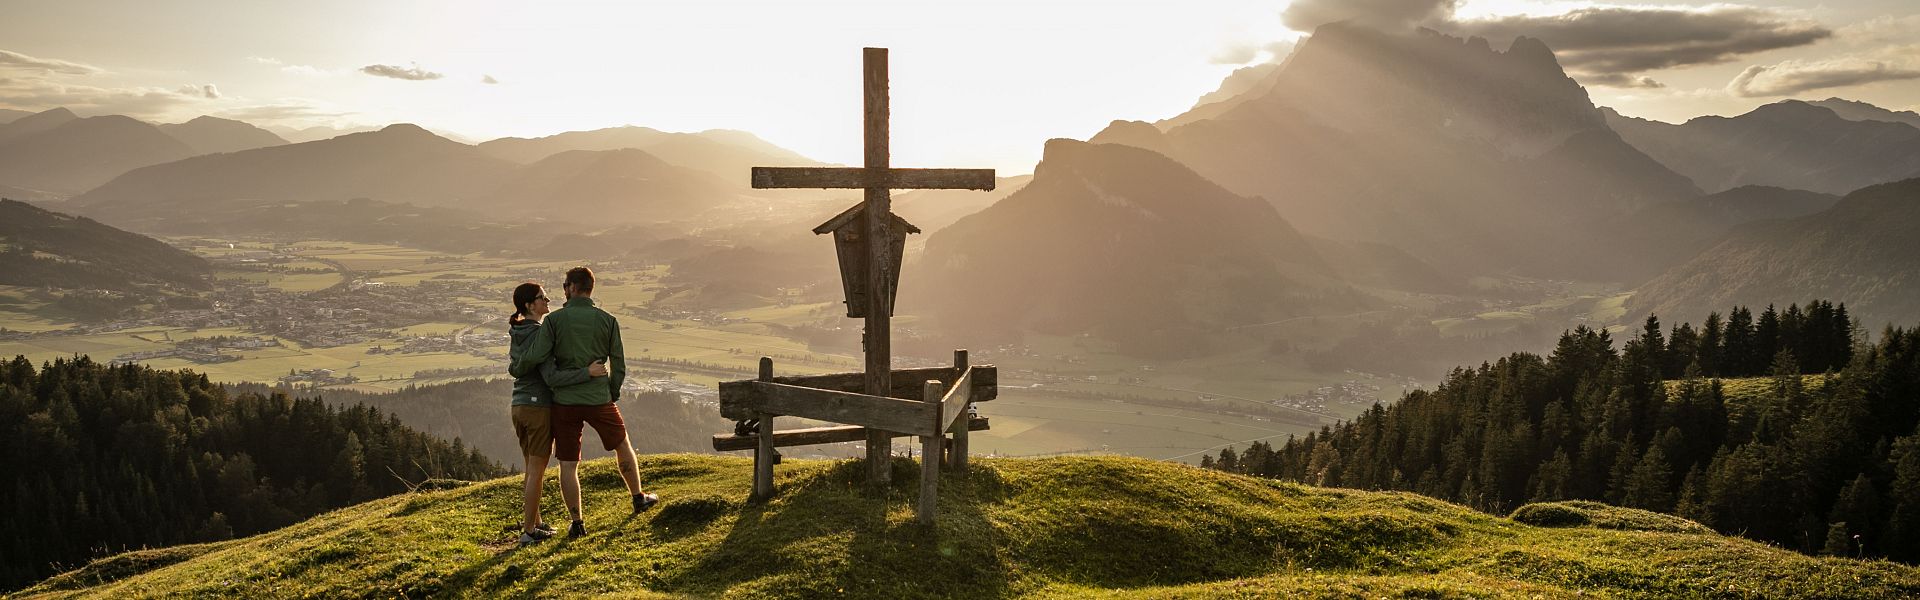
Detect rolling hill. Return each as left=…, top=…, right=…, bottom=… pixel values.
left=1607, top=185, right=1840, bottom=282
left=478, top=148, right=738, bottom=224
left=156, top=116, right=288, bottom=155
left=69, top=124, right=518, bottom=218
left=20, top=455, right=1919, bottom=598
left=0, top=198, right=210, bottom=292
left=1630, top=177, right=1920, bottom=329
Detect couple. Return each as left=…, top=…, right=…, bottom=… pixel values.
left=506, top=266, right=658, bottom=545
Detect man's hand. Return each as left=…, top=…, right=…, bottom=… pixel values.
left=589, top=361, right=609, bottom=378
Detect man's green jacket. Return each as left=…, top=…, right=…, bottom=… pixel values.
left=509, top=296, right=626, bottom=406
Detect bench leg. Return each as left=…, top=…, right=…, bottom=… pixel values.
left=753, top=414, right=775, bottom=500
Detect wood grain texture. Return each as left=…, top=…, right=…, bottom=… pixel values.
left=724, top=381, right=938, bottom=436
left=752, top=167, right=996, bottom=191
left=710, top=418, right=990, bottom=451
left=918, top=379, right=942, bottom=525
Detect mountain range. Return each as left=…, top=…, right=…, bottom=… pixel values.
left=913, top=139, right=1353, bottom=356
left=1606, top=101, right=1920, bottom=195
left=0, top=108, right=286, bottom=195
left=1090, top=23, right=1698, bottom=280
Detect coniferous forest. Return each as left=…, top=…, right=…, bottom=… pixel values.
left=0, top=356, right=505, bottom=590
left=1206, top=300, right=1920, bottom=561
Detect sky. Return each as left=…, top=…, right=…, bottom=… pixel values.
left=1, top=0, right=1916, bottom=174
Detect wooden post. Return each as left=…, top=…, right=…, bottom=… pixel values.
left=950, top=349, right=969, bottom=475
left=862, top=47, right=894, bottom=486
left=919, top=379, right=942, bottom=525
left=753, top=357, right=776, bottom=500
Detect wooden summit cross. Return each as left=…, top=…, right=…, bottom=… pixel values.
left=711, top=47, right=998, bottom=524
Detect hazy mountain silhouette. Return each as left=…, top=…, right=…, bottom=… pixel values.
left=477, top=126, right=824, bottom=181
left=1608, top=185, right=1840, bottom=282
left=0, top=108, right=33, bottom=125
left=0, top=113, right=196, bottom=194
left=1606, top=101, right=1920, bottom=195
left=157, top=116, right=288, bottom=155
left=1631, top=178, right=1920, bottom=329
left=0, top=107, right=78, bottom=144
left=263, top=124, right=381, bottom=143
left=1100, top=23, right=1697, bottom=279
left=912, top=139, right=1357, bottom=357
left=70, top=124, right=516, bottom=219
left=0, top=198, right=210, bottom=291
left=891, top=175, right=1032, bottom=234
left=478, top=148, right=736, bottom=223
left=1809, top=97, right=1920, bottom=130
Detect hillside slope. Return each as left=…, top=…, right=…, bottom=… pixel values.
left=21, top=455, right=1919, bottom=598
left=1630, top=178, right=1920, bottom=328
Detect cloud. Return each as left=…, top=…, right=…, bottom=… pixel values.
left=481, top=74, right=499, bottom=84
left=177, top=84, right=220, bottom=99
left=1728, top=49, right=1920, bottom=97
left=1453, top=6, right=1830, bottom=74
left=1211, top=42, right=1260, bottom=65
left=1282, top=0, right=1458, bottom=32
left=215, top=101, right=349, bottom=121
left=1577, top=72, right=1664, bottom=89
left=0, top=49, right=102, bottom=75
left=0, top=78, right=213, bottom=118
left=359, top=64, right=443, bottom=81
left=246, top=56, right=282, bottom=66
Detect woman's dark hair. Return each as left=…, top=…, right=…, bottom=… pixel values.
left=509, top=282, right=543, bottom=324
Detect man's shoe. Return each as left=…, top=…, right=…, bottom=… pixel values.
left=567, top=519, right=587, bottom=538
left=633, top=492, right=660, bottom=513
left=518, top=528, right=552, bottom=546
left=534, top=522, right=556, bottom=535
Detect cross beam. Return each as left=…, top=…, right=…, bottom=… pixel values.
left=752, top=167, right=995, bottom=190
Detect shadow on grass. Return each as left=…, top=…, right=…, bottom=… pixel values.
left=655, top=456, right=1017, bottom=598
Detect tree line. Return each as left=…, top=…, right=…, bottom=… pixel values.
left=0, top=356, right=504, bottom=591
left=1205, top=300, right=1920, bottom=561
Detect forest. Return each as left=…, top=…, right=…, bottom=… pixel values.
left=0, top=356, right=504, bottom=590
left=1206, top=301, right=1920, bottom=560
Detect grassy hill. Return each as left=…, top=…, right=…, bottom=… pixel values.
left=18, top=455, right=1918, bottom=598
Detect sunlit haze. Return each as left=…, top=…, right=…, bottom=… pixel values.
left=4, top=0, right=1911, bottom=173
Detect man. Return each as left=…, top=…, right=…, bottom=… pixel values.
left=510, top=266, right=658, bottom=538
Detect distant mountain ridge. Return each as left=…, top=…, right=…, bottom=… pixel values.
left=0, top=111, right=196, bottom=194
left=1606, top=101, right=1920, bottom=195
left=1809, top=97, right=1920, bottom=129
left=1607, top=185, right=1840, bottom=282
left=70, top=124, right=518, bottom=217
left=157, top=116, right=287, bottom=155
left=477, top=126, right=824, bottom=181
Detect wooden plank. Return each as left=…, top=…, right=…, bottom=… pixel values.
left=732, top=381, right=937, bottom=436
left=711, top=418, right=990, bottom=451
left=939, top=368, right=974, bottom=434
left=863, top=46, right=894, bottom=486
left=919, top=379, right=942, bottom=525
left=719, top=366, right=998, bottom=419
left=753, top=167, right=996, bottom=191
left=950, top=350, right=970, bottom=474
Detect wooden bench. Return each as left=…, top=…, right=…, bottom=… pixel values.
left=715, top=350, right=996, bottom=523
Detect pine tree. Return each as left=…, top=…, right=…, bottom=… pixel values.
left=1623, top=445, right=1676, bottom=512
left=1700, top=312, right=1725, bottom=377
left=1724, top=307, right=1755, bottom=377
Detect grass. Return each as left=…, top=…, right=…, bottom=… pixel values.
left=19, top=455, right=1919, bottom=599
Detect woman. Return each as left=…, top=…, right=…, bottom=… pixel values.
left=507, top=282, right=607, bottom=545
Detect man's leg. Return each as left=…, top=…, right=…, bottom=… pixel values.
left=559, top=460, right=583, bottom=521
left=614, top=442, right=642, bottom=496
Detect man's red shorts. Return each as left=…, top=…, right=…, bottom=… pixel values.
left=552, top=403, right=628, bottom=461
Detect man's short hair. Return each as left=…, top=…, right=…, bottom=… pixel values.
left=564, top=266, right=595, bottom=294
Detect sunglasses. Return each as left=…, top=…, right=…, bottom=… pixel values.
left=535, top=295, right=550, bottom=301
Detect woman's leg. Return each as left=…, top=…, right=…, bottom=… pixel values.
left=521, top=453, right=549, bottom=532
